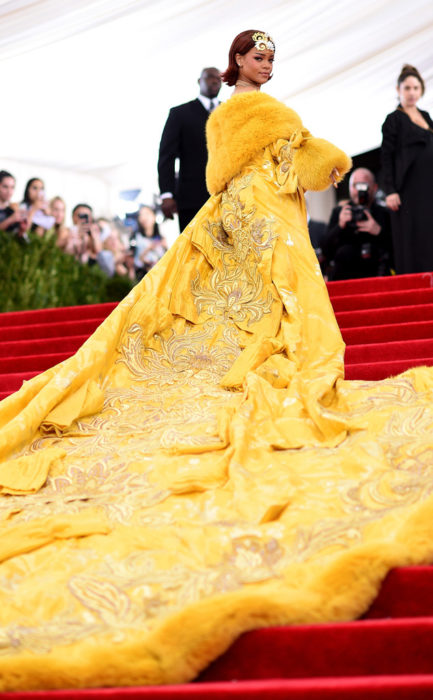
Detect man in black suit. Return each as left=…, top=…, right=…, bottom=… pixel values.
left=158, top=67, right=222, bottom=233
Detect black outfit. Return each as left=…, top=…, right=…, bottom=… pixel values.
left=158, top=98, right=212, bottom=233
left=381, top=106, right=433, bottom=274
left=322, top=200, right=392, bottom=280
left=307, top=219, right=327, bottom=274
left=0, top=206, right=17, bottom=233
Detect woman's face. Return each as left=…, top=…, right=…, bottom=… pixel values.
left=28, top=179, right=44, bottom=203
left=398, top=76, right=423, bottom=108
left=51, top=198, right=65, bottom=225
left=236, top=47, right=274, bottom=85
left=138, top=207, right=156, bottom=234
left=0, top=176, right=15, bottom=204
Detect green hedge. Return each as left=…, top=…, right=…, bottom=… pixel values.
left=0, top=230, right=135, bottom=312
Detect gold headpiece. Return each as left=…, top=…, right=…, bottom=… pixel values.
left=252, top=31, right=275, bottom=52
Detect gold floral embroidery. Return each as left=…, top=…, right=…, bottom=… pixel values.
left=191, top=175, right=276, bottom=326
left=116, top=321, right=240, bottom=386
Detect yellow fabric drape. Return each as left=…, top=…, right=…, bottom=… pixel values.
left=1, top=134, right=433, bottom=692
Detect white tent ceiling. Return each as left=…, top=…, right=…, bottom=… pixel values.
left=1, top=0, right=433, bottom=213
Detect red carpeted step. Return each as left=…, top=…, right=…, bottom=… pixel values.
left=345, top=357, right=433, bottom=381
left=198, top=618, right=433, bottom=683
left=335, top=303, right=433, bottom=328
left=0, top=370, right=39, bottom=392
left=345, top=338, right=433, bottom=363
left=327, top=272, right=433, bottom=296
left=2, top=676, right=433, bottom=699
left=341, top=320, right=433, bottom=345
left=331, top=288, right=433, bottom=313
left=0, top=302, right=116, bottom=327
left=0, top=317, right=105, bottom=342
left=0, top=352, right=71, bottom=374
left=0, top=335, right=88, bottom=358
left=363, top=568, right=433, bottom=619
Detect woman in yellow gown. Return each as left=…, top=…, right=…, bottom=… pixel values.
left=1, top=30, right=433, bottom=691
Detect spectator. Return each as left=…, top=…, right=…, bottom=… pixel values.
left=21, top=177, right=55, bottom=236
left=381, top=64, right=433, bottom=274
left=131, top=205, right=167, bottom=279
left=70, top=203, right=103, bottom=269
left=0, top=170, right=27, bottom=236
left=97, top=218, right=135, bottom=279
left=322, top=168, right=392, bottom=280
left=49, top=196, right=70, bottom=246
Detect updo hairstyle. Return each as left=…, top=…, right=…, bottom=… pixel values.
left=397, top=64, right=425, bottom=95
left=221, top=29, right=274, bottom=86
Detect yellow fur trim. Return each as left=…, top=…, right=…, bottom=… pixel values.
left=206, top=92, right=351, bottom=194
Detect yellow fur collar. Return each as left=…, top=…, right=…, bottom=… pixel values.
left=206, top=92, right=303, bottom=195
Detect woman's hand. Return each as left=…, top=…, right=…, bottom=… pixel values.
left=330, top=168, right=340, bottom=188
left=386, top=193, right=401, bottom=211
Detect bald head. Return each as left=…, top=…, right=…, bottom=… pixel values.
left=349, top=168, right=377, bottom=206
left=198, top=67, right=222, bottom=99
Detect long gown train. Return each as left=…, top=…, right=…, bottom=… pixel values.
left=1, top=96, right=433, bottom=690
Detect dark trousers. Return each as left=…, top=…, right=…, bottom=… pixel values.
left=178, top=208, right=202, bottom=233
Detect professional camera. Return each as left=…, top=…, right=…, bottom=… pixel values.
left=349, top=182, right=370, bottom=225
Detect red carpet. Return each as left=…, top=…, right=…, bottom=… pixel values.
left=2, top=272, right=433, bottom=697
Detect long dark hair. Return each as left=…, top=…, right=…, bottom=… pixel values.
left=221, top=30, right=274, bottom=87
left=22, top=177, right=44, bottom=206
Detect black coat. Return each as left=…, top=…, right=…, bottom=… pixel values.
left=322, top=200, right=392, bottom=264
left=158, top=98, right=211, bottom=212
left=381, top=107, right=433, bottom=195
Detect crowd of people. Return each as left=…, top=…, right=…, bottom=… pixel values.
left=0, top=172, right=168, bottom=282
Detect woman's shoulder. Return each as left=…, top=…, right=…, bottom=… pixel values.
left=382, top=109, right=403, bottom=124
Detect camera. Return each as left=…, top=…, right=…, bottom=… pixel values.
left=349, top=182, right=370, bottom=226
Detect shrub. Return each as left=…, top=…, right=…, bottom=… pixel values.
left=0, top=230, right=134, bottom=311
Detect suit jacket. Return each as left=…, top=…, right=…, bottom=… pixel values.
left=158, top=98, right=211, bottom=211
left=381, top=107, right=433, bottom=195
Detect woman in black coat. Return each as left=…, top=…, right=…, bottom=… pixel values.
left=381, top=64, right=433, bottom=274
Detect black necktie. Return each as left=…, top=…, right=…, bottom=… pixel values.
left=209, top=100, right=216, bottom=113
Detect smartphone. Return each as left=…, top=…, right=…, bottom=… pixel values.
left=78, top=212, right=92, bottom=235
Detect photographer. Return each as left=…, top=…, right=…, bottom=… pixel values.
left=69, top=203, right=103, bottom=267
left=322, top=168, right=392, bottom=280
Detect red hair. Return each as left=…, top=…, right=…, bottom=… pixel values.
left=221, top=29, right=274, bottom=87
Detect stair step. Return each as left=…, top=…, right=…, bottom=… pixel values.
left=335, top=303, right=433, bottom=328
left=345, top=338, right=433, bottom=363
left=199, top=617, right=433, bottom=682
left=0, top=352, right=71, bottom=374
left=0, top=317, right=105, bottom=342
left=345, top=357, right=433, bottom=381
left=341, top=320, right=433, bottom=345
left=0, top=371, right=40, bottom=391
left=0, top=302, right=116, bottom=327
left=331, top=288, right=433, bottom=313
left=327, top=271, right=433, bottom=296
left=0, top=335, right=88, bottom=357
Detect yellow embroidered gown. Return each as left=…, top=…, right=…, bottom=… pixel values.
left=1, top=92, right=433, bottom=690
